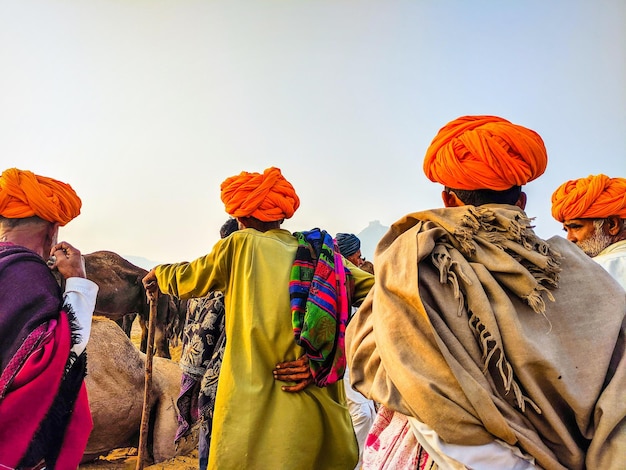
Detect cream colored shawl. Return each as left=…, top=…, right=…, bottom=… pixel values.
left=346, top=205, right=626, bottom=470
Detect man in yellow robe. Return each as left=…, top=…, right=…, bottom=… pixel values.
left=143, top=167, right=374, bottom=469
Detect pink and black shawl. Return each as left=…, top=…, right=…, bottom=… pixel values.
left=0, top=242, right=92, bottom=469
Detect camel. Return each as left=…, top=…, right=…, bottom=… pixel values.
left=81, top=250, right=186, bottom=358
left=82, top=317, right=195, bottom=463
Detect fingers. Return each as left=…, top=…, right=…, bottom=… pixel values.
left=49, top=241, right=86, bottom=278
left=273, top=357, right=309, bottom=379
left=279, top=378, right=313, bottom=393
left=142, top=269, right=160, bottom=301
left=274, top=354, right=308, bottom=371
left=142, top=269, right=157, bottom=289
left=146, top=289, right=159, bottom=302
left=273, top=355, right=313, bottom=392
left=50, top=241, right=80, bottom=259
left=273, top=370, right=310, bottom=382
left=273, top=363, right=308, bottom=374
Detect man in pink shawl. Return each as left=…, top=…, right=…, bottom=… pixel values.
left=0, top=168, right=98, bottom=468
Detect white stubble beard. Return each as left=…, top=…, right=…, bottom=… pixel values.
left=578, top=225, right=612, bottom=258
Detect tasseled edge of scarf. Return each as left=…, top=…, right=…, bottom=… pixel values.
left=62, top=304, right=82, bottom=378
left=432, top=245, right=536, bottom=412
left=469, top=312, right=541, bottom=414
left=431, top=245, right=472, bottom=316
left=430, top=206, right=564, bottom=415
left=453, top=207, right=561, bottom=311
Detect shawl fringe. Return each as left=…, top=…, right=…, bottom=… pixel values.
left=433, top=206, right=561, bottom=414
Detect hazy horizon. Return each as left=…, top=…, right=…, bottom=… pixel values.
left=2, top=1, right=624, bottom=264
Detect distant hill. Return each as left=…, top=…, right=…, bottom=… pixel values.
left=122, top=223, right=390, bottom=271
left=357, top=220, right=389, bottom=261
left=124, top=255, right=160, bottom=270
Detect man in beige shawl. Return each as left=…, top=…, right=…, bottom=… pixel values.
left=346, top=116, right=626, bottom=469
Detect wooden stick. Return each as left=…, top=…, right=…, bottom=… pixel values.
left=136, top=289, right=158, bottom=470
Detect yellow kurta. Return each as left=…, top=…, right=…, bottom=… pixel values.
left=156, top=228, right=374, bottom=469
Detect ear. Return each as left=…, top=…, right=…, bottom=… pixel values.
left=441, top=190, right=464, bottom=208
left=515, top=191, right=527, bottom=210
left=43, top=222, right=60, bottom=257
left=605, top=216, right=623, bottom=236
left=45, top=222, right=60, bottom=245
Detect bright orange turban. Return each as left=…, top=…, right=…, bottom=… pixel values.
left=0, top=168, right=82, bottom=225
left=0, top=168, right=82, bottom=226
left=551, top=174, right=626, bottom=222
left=423, top=115, right=547, bottom=191
left=220, top=167, right=300, bottom=222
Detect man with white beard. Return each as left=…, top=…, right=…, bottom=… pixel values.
left=551, top=174, right=626, bottom=289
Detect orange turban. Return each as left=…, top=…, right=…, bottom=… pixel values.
left=423, top=115, right=547, bottom=191
left=0, top=168, right=82, bottom=226
left=551, top=174, right=626, bottom=222
left=220, top=167, right=300, bottom=222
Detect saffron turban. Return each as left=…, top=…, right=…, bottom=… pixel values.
left=551, top=174, right=626, bottom=222
left=335, top=233, right=360, bottom=257
left=0, top=168, right=82, bottom=226
left=423, top=115, right=547, bottom=191
left=220, top=167, right=300, bottom=222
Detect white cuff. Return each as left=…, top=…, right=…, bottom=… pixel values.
left=63, top=277, right=99, bottom=356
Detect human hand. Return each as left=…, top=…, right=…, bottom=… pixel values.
left=273, top=355, right=313, bottom=392
left=49, top=242, right=86, bottom=279
left=142, top=269, right=160, bottom=302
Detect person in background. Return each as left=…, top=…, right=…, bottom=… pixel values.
left=175, top=217, right=239, bottom=470
left=359, top=260, right=374, bottom=275
left=336, top=232, right=365, bottom=267
left=346, top=116, right=626, bottom=469
left=335, top=231, right=377, bottom=469
left=143, top=167, right=374, bottom=470
left=551, top=174, right=626, bottom=290
left=0, top=168, right=98, bottom=469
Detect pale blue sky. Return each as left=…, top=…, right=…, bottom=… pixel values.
left=1, top=0, right=624, bottom=264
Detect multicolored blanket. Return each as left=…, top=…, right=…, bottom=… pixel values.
left=290, top=229, right=354, bottom=386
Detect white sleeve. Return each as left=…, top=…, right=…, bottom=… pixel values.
left=407, top=415, right=537, bottom=470
left=593, top=256, right=626, bottom=291
left=63, top=277, right=99, bottom=356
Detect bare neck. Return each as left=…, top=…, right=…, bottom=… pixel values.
left=0, top=225, right=48, bottom=258
left=237, top=217, right=282, bottom=232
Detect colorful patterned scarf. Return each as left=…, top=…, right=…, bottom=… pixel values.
left=290, top=229, right=354, bottom=386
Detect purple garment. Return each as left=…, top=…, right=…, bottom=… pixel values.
left=175, top=373, right=200, bottom=441
left=0, top=242, right=62, bottom=372
left=0, top=241, right=87, bottom=468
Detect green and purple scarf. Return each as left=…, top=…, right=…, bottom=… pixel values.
left=290, top=229, right=354, bottom=386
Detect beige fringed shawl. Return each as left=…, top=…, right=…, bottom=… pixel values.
left=346, top=205, right=626, bottom=470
